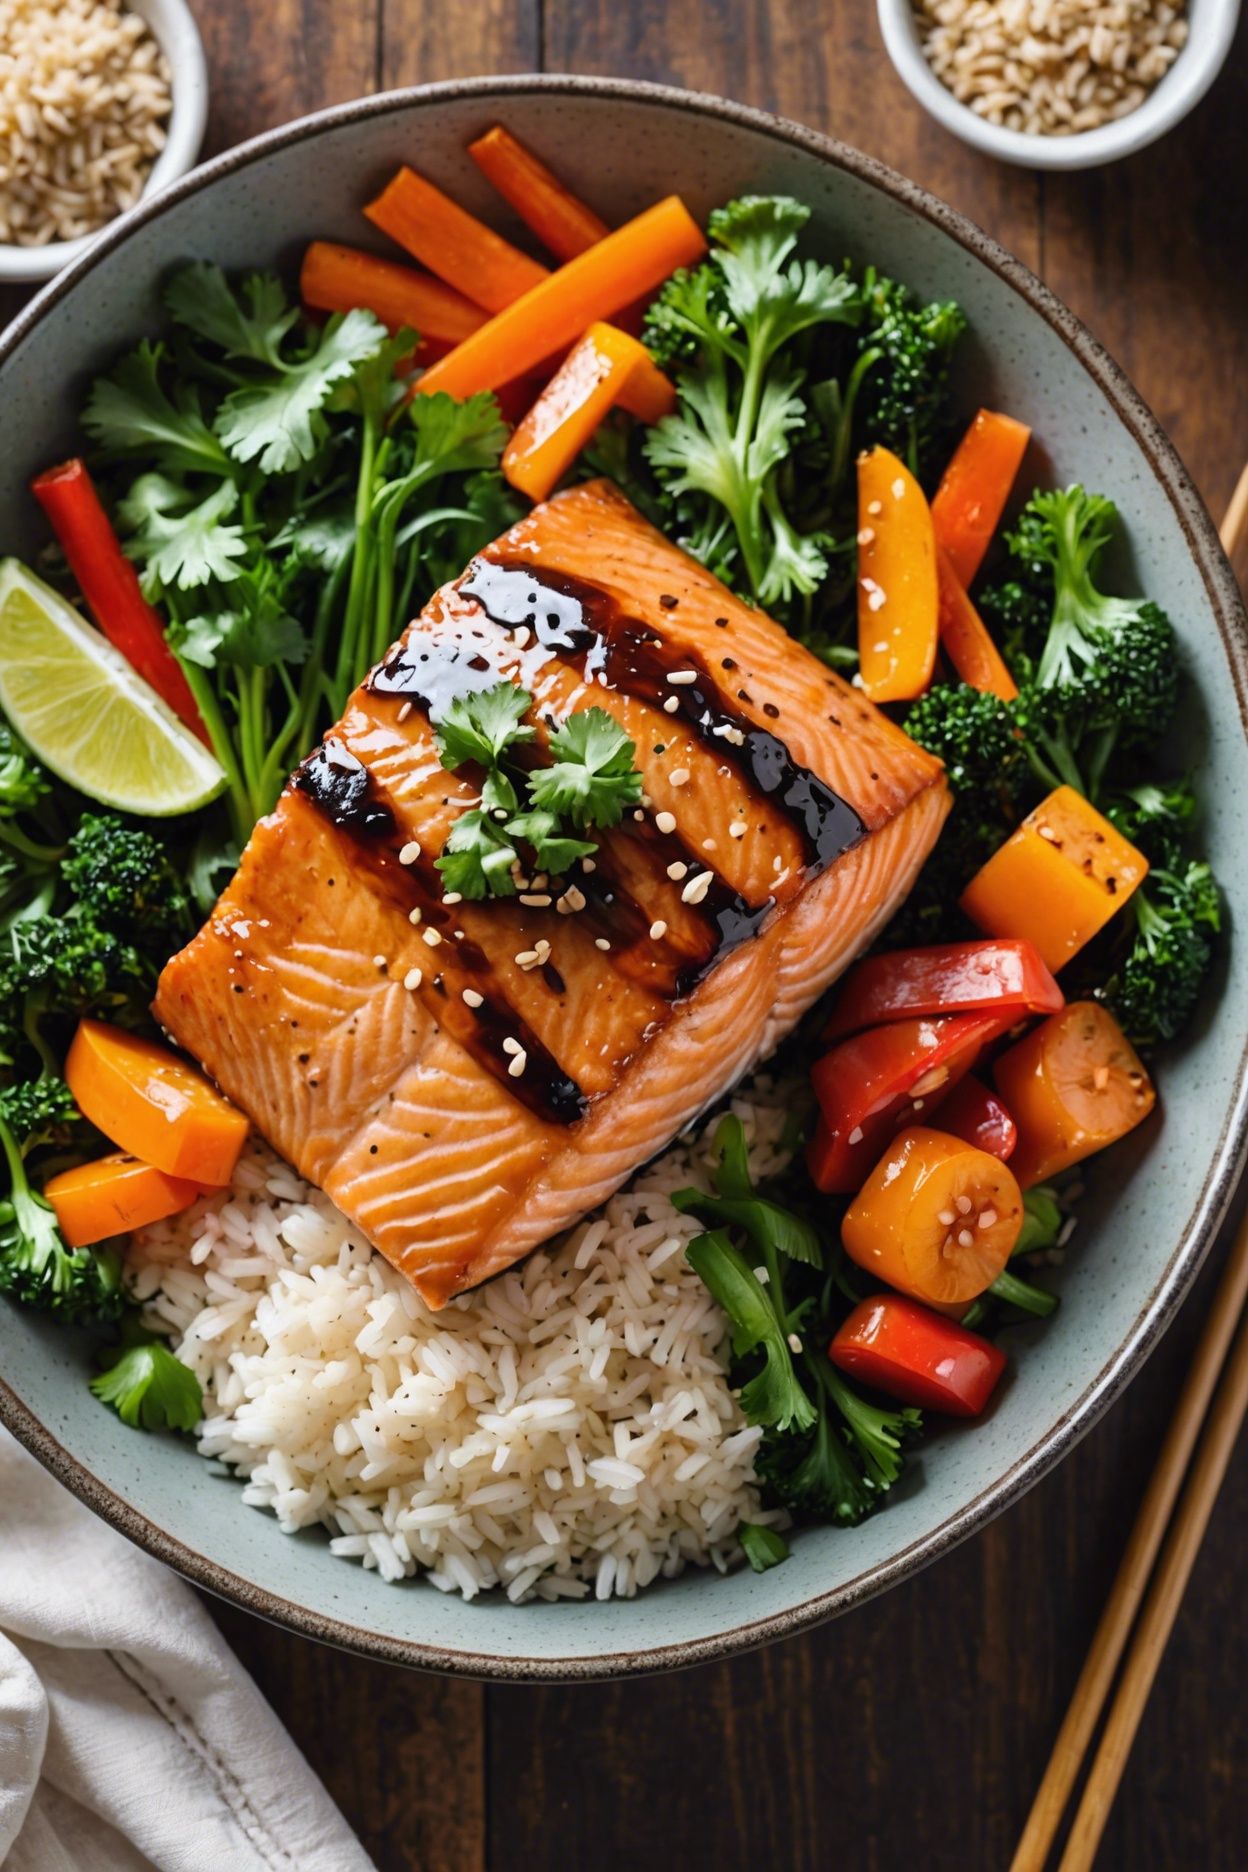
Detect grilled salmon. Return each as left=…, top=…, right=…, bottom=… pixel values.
left=155, top=481, right=949, bottom=1306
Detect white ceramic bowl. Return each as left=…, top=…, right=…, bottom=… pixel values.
left=0, top=0, right=208, bottom=285
left=877, top=0, right=1241, bottom=170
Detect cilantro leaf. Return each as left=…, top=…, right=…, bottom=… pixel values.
left=527, top=709, right=643, bottom=830
left=163, top=263, right=298, bottom=366
left=435, top=682, right=535, bottom=771
left=504, top=810, right=596, bottom=876
left=739, top=1523, right=789, bottom=1572
left=83, top=340, right=227, bottom=476
left=435, top=810, right=520, bottom=900
left=216, top=308, right=388, bottom=474
left=823, top=1364, right=920, bottom=1491
left=674, top=1114, right=822, bottom=1268
left=90, top=1332, right=202, bottom=1432
left=119, top=474, right=247, bottom=591
left=686, top=1231, right=816, bottom=1434
left=407, top=390, right=511, bottom=476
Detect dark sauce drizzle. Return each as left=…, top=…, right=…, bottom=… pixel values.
left=293, top=740, right=587, bottom=1125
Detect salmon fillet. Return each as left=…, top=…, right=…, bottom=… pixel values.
left=155, top=481, right=949, bottom=1306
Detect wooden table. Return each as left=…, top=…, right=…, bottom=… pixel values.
left=6, top=5, right=1246, bottom=1866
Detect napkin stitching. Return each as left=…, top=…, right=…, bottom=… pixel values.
left=106, top=1647, right=299, bottom=1872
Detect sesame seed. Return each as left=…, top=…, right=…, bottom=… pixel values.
left=787, top=1332, right=803, bottom=1353
left=847, top=1125, right=864, bottom=1145
left=857, top=527, right=875, bottom=546
left=668, top=670, right=698, bottom=685
left=462, top=988, right=484, bottom=1008
left=958, top=1228, right=974, bottom=1248
left=422, top=927, right=442, bottom=947
left=682, top=871, right=714, bottom=905
left=373, top=954, right=387, bottom=968
left=892, top=476, right=906, bottom=500
left=729, top=820, right=747, bottom=838
left=714, top=724, right=746, bottom=746
left=955, top=1194, right=973, bottom=1215
left=670, top=768, right=690, bottom=787
left=867, top=499, right=883, bottom=516
left=649, top=919, right=668, bottom=940
left=595, top=937, right=611, bottom=951
left=507, top=1049, right=527, bottom=1078
left=502, top=1036, right=522, bottom=1056
left=519, top=893, right=552, bottom=907
left=404, top=967, right=423, bottom=990
left=663, top=696, right=680, bottom=714
left=397, top=701, right=413, bottom=722
left=558, top=885, right=587, bottom=914
left=655, top=810, right=677, bottom=834
left=1037, top=824, right=1056, bottom=841
left=937, top=1209, right=956, bottom=1226
left=632, top=809, right=645, bottom=822
left=868, top=589, right=887, bottom=612
left=979, top=1209, right=998, bottom=1230
left=667, top=861, right=688, bottom=881
left=873, top=640, right=889, bottom=654
left=408, top=907, right=422, bottom=926
left=443, top=891, right=463, bottom=905
left=515, top=948, right=540, bottom=969
left=399, top=840, right=421, bottom=865
left=581, top=856, right=596, bottom=873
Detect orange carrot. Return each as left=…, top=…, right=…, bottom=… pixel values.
left=931, top=408, right=1032, bottom=589
left=364, top=166, right=549, bottom=315
left=66, top=1019, right=249, bottom=1187
left=857, top=445, right=939, bottom=703
left=994, top=1003, right=1155, bottom=1188
left=503, top=323, right=676, bottom=503
left=416, top=196, right=707, bottom=402
left=468, top=124, right=611, bottom=263
left=44, top=1152, right=202, bottom=1247
left=936, top=547, right=1018, bottom=700
left=960, top=786, right=1148, bottom=972
left=300, top=241, right=486, bottom=352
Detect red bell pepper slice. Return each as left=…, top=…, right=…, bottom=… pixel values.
left=807, top=1008, right=1017, bottom=1194
left=829, top=1294, right=1007, bottom=1417
left=823, top=939, right=1063, bottom=1042
left=933, top=1073, right=1017, bottom=1161
left=30, top=459, right=210, bottom=745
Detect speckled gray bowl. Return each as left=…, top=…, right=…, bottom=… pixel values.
left=0, top=76, right=1245, bottom=1681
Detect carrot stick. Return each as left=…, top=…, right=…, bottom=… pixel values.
left=417, top=196, right=706, bottom=403
left=30, top=460, right=210, bottom=746
left=300, top=241, right=486, bottom=352
left=937, top=547, right=1018, bottom=700
left=503, top=324, right=676, bottom=503
left=66, top=1019, right=249, bottom=1186
left=931, top=408, right=1032, bottom=589
left=364, top=166, right=549, bottom=315
left=468, top=125, right=611, bottom=263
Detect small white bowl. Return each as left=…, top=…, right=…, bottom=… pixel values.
left=0, top=0, right=208, bottom=285
left=877, top=0, right=1241, bottom=170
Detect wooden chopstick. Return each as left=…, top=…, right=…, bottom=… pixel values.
left=1010, top=469, right=1248, bottom=1872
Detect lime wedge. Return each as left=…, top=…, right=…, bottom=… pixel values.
left=0, top=558, right=225, bottom=818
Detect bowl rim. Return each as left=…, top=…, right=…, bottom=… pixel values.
left=0, top=0, right=209, bottom=286
left=1, top=70, right=1246, bottom=1682
left=875, top=0, right=1243, bottom=172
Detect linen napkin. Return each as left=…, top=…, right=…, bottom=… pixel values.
left=0, top=1424, right=375, bottom=1872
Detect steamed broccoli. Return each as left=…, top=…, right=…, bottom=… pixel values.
left=1100, top=860, right=1221, bottom=1048
left=0, top=724, right=63, bottom=929
left=852, top=268, right=967, bottom=483
left=63, top=812, right=195, bottom=953
left=0, top=1104, right=123, bottom=1323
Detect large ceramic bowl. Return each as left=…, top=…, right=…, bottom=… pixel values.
left=1, top=76, right=1245, bottom=1681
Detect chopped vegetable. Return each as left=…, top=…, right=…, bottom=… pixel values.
left=830, top=1294, right=1007, bottom=1417
left=841, top=1125, right=1023, bottom=1305
left=936, top=548, right=1018, bottom=700
left=364, top=165, right=550, bottom=313
left=503, top=323, right=676, bottom=502
left=0, top=1103, right=123, bottom=1323
left=299, top=240, right=487, bottom=350
left=823, top=939, right=1062, bottom=1040
left=527, top=708, right=645, bottom=830
left=852, top=269, right=967, bottom=486
left=993, top=1001, right=1156, bottom=1188
left=30, top=458, right=210, bottom=743
left=930, top=408, right=1031, bottom=589
left=738, top=1522, right=790, bottom=1572
left=468, top=125, right=611, bottom=263
left=435, top=681, right=534, bottom=771
left=90, top=1324, right=202, bottom=1431
left=807, top=1009, right=1017, bottom=1194
left=66, top=1019, right=249, bottom=1186
left=960, top=784, right=1149, bottom=971
left=673, top=1114, right=821, bottom=1267
left=62, top=812, right=194, bottom=957
left=419, top=195, right=707, bottom=402
left=856, top=444, right=938, bottom=702
left=44, top=1152, right=201, bottom=1247
left=933, top=1074, right=1017, bottom=1161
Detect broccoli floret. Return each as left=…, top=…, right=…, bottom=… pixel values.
left=1099, top=861, right=1221, bottom=1048
left=0, top=723, right=51, bottom=819
left=0, top=1105, right=124, bottom=1323
left=853, top=269, right=968, bottom=483
left=1005, top=488, right=1179, bottom=800
left=1107, top=779, right=1198, bottom=871
left=63, top=813, right=194, bottom=954
left=0, top=723, right=63, bottom=926
left=0, top=1076, right=84, bottom=1156
left=3, top=910, right=153, bottom=1080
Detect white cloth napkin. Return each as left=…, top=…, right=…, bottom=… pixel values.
left=0, top=1424, right=375, bottom=1872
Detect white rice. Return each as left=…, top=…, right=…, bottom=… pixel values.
left=127, top=1083, right=795, bottom=1602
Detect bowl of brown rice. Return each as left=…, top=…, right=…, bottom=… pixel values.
left=877, top=0, right=1239, bottom=169
left=0, top=0, right=207, bottom=284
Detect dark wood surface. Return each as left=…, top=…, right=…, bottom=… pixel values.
left=5, top=5, right=1246, bottom=1867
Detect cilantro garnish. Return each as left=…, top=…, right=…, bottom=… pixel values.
left=527, top=708, right=645, bottom=831
left=436, top=684, right=535, bottom=771
left=90, top=1329, right=202, bottom=1433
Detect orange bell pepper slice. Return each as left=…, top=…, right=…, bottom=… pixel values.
left=936, top=548, right=1018, bottom=700
left=503, top=323, right=677, bottom=503
left=66, top=1020, right=249, bottom=1187
left=959, top=786, right=1148, bottom=972
left=931, top=408, right=1032, bottom=590
left=299, top=241, right=486, bottom=353
left=468, top=125, right=611, bottom=263
left=416, top=196, right=706, bottom=403
left=841, top=1125, right=1024, bottom=1306
left=993, top=1002, right=1156, bottom=1188
left=364, top=165, right=550, bottom=315
left=43, top=1152, right=203, bottom=1247
left=856, top=446, right=939, bottom=703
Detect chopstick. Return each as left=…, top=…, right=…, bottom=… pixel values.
left=1010, top=468, right=1248, bottom=1872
